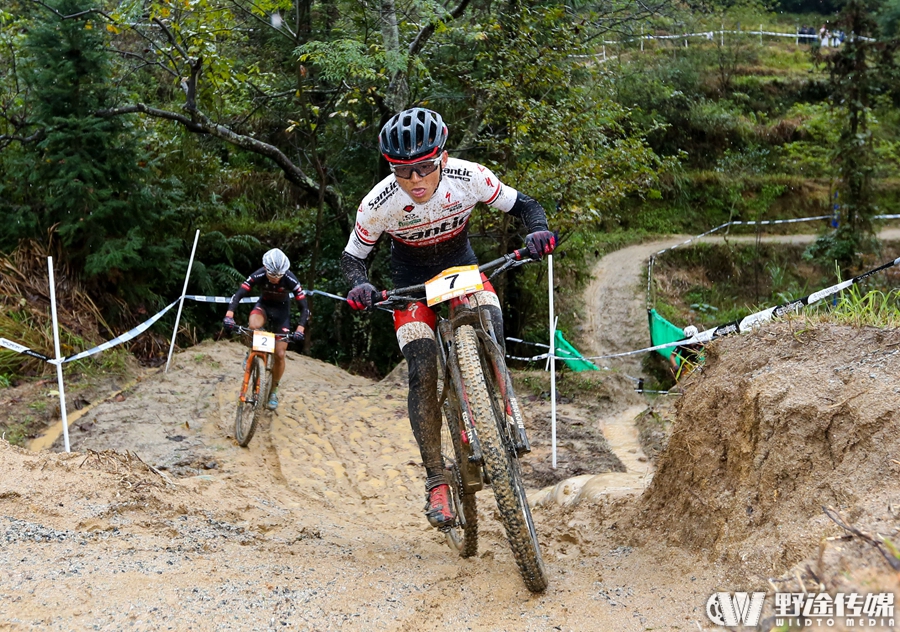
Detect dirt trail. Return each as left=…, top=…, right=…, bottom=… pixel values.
left=4, top=229, right=900, bottom=630
left=580, top=228, right=900, bottom=375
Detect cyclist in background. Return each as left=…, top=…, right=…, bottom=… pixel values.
left=670, top=325, right=705, bottom=380
left=341, top=107, right=556, bottom=530
left=223, top=248, right=309, bottom=410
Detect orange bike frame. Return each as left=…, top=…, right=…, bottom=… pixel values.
left=239, top=351, right=268, bottom=403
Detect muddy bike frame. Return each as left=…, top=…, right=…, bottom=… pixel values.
left=231, top=326, right=290, bottom=447
left=374, top=247, right=548, bottom=593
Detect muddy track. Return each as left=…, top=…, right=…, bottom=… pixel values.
left=5, top=228, right=900, bottom=629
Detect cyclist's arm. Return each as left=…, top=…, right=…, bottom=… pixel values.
left=295, top=298, right=309, bottom=333
left=294, top=292, right=309, bottom=332
left=284, top=271, right=309, bottom=331
left=340, top=250, right=370, bottom=287
left=507, top=192, right=550, bottom=232
left=226, top=273, right=258, bottom=315
left=344, top=198, right=385, bottom=263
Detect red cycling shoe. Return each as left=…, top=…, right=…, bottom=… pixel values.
left=425, top=484, right=456, bottom=528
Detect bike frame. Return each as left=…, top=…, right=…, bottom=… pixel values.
left=373, top=245, right=551, bottom=592
left=378, top=248, right=535, bottom=495
left=239, top=349, right=272, bottom=403
left=233, top=326, right=287, bottom=404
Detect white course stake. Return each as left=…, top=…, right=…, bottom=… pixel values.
left=548, top=253, right=557, bottom=470
left=165, top=230, right=201, bottom=373
left=48, top=257, right=70, bottom=453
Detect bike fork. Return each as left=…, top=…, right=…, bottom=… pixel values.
left=239, top=353, right=260, bottom=404
left=438, top=321, right=484, bottom=465
left=478, top=330, right=531, bottom=455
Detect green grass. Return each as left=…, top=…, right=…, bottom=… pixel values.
left=512, top=367, right=613, bottom=403
left=2, top=415, right=34, bottom=447
left=809, top=286, right=900, bottom=327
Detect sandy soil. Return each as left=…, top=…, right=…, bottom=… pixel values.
left=3, top=235, right=900, bottom=631
left=2, top=342, right=726, bottom=631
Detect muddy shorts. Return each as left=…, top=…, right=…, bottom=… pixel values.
left=250, top=300, right=292, bottom=334
left=392, top=274, right=500, bottom=350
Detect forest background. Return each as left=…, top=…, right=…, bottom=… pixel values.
left=2, top=0, right=900, bottom=390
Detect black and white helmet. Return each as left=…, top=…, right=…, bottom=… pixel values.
left=683, top=325, right=699, bottom=338
left=379, top=107, right=448, bottom=163
left=262, top=248, right=290, bottom=276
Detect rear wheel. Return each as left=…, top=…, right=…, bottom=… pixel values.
left=455, top=325, right=548, bottom=593
left=235, top=355, right=267, bottom=447
left=440, top=397, right=478, bottom=558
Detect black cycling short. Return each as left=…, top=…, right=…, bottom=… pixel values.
left=251, top=300, right=292, bottom=334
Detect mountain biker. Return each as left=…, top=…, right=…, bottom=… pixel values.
left=340, top=107, right=556, bottom=530
left=223, top=248, right=309, bottom=410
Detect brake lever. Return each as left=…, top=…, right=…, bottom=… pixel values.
left=487, top=256, right=530, bottom=282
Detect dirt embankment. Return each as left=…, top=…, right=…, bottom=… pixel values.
left=635, top=324, right=900, bottom=582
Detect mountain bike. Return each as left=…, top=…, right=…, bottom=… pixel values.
left=230, top=326, right=289, bottom=447
left=374, top=247, right=548, bottom=593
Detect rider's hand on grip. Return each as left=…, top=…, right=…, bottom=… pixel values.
left=290, top=330, right=305, bottom=344
left=223, top=316, right=236, bottom=333
left=347, top=283, right=377, bottom=311
left=525, top=231, right=557, bottom=260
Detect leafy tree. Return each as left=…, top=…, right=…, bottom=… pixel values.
left=0, top=0, right=185, bottom=306
left=806, top=0, right=899, bottom=268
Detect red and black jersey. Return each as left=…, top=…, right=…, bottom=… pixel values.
left=227, top=268, right=309, bottom=326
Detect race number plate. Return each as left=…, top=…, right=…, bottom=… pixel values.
left=252, top=331, right=276, bottom=353
left=424, top=265, right=483, bottom=306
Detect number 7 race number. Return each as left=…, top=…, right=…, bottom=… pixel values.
left=424, top=265, right=483, bottom=306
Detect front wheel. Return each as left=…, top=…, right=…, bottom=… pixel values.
left=235, top=355, right=267, bottom=447
left=455, top=325, right=548, bottom=593
left=440, top=396, right=478, bottom=558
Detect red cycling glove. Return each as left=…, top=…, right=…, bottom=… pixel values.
left=347, top=283, right=377, bottom=311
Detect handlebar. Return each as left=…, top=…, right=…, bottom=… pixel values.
left=374, top=245, right=536, bottom=308
left=230, top=325, right=293, bottom=340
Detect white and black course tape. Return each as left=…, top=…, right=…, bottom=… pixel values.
left=600, top=255, right=900, bottom=363
left=0, top=338, right=53, bottom=363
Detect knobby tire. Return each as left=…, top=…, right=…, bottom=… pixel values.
left=441, top=398, right=478, bottom=558
left=455, top=325, right=548, bottom=593
left=235, top=355, right=267, bottom=447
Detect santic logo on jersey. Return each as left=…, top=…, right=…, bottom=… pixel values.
left=394, top=213, right=469, bottom=243
left=444, top=167, right=472, bottom=181
left=366, top=180, right=399, bottom=210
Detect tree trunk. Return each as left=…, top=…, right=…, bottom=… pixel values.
left=380, top=0, right=407, bottom=112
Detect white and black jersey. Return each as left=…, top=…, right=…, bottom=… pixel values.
left=344, top=158, right=518, bottom=282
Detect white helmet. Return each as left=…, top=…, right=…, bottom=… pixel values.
left=262, top=248, right=290, bottom=276
left=683, top=325, right=699, bottom=338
